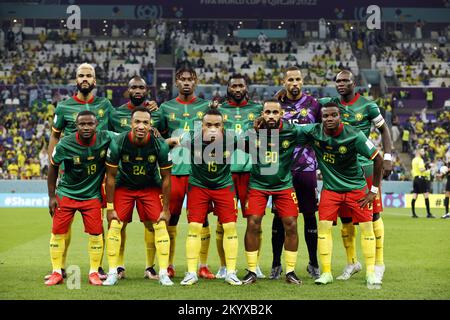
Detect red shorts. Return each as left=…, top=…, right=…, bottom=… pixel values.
left=339, top=177, right=382, bottom=218
left=232, top=172, right=250, bottom=216
left=319, top=188, right=373, bottom=223
left=170, top=175, right=189, bottom=216
left=245, top=188, right=299, bottom=218
left=52, top=195, right=103, bottom=235
left=187, top=184, right=237, bottom=224
left=114, top=186, right=163, bottom=223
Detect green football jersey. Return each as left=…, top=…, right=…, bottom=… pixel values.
left=186, top=133, right=235, bottom=190
left=297, top=123, right=379, bottom=192
left=53, top=95, right=113, bottom=134
left=219, top=100, right=262, bottom=173
left=108, top=102, right=159, bottom=133
left=51, top=130, right=116, bottom=200
left=106, top=131, right=172, bottom=190
left=151, top=97, right=210, bottom=176
left=319, top=94, right=384, bottom=166
left=248, top=122, right=304, bottom=191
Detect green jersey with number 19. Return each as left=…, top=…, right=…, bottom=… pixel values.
left=51, top=130, right=116, bottom=200
left=296, top=123, right=379, bottom=192
left=151, top=97, right=209, bottom=175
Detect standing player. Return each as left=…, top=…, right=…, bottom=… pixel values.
left=103, top=107, right=173, bottom=286
left=271, top=66, right=321, bottom=280
left=411, top=149, right=435, bottom=218
left=440, top=165, right=449, bottom=218
left=46, top=111, right=115, bottom=286
left=152, top=67, right=213, bottom=279
left=242, top=99, right=303, bottom=285
left=167, top=109, right=241, bottom=286
left=215, top=74, right=264, bottom=279
left=294, top=102, right=383, bottom=289
left=46, top=63, right=114, bottom=280
left=108, top=76, right=160, bottom=280
left=319, top=70, right=392, bottom=282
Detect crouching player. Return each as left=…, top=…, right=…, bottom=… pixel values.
left=294, top=102, right=383, bottom=289
left=167, top=108, right=241, bottom=286
left=46, top=111, right=115, bottom=286
left=103, top=107, right=173, bottom=286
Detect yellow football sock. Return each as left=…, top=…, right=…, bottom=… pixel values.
left=341, top=222, right=357, bottom=264
left=199, top=225, right=211, bottom=266
left=88, top=234, right=104, bottom=274
left=373, top=218, right=384, bottom=266
left=167, top=226, right=177, bottom=266
left=61, top=229, right=71, bottom=268
left=284, top=250, right=298, bottom=274
left=318, top=220, right=333, bottom=273
left=222, top=222, right=238, bottom=273
left=117, top=228, right=126, bottom=268
left=153, top=221, right=171, bottom=271
left=144, top=222, right=156, bottom=269
left=245, top=250, right=258, bottom=273
left=216, top=223, right=226, bottom=267
left=106, top=220, right=122, bottom=272
left=360, top=222, right=376, bottom=274
left=186, top=222, right=202, bottom=273
left=49, top=233, right=65, bottom=273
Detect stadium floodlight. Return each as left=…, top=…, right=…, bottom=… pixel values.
left=105, top=25, right=108, bottom=27
left=281, top=21, right=284, bottom=25
left=61, top=19, right=64, bottom=23
left=13, top=19, right=17, bottom=23
left=104, top=20, right=107, bottom=23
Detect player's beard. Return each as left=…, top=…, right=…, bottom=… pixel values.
left=227, top=89, right=247, bottom=104
left=288, top=87, right=301, bottom=99
left=77, top=82, right=95, bottom=96
left=261, top=119, right=279, bottom=131
left=130, top=95, right=146, bottom=106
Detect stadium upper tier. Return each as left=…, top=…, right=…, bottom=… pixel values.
left=176, top=40, right=358, bottom=87
left=376, top=41, right=450, bottom=87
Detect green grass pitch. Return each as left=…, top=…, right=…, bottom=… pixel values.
left=0, top=207, right=449, bottom=300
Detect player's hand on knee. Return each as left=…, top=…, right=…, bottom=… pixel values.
left=107, top=209, right=121, bottom=225
left=357, top=192, right=376, bottom=209
left=157, top=210, right=171, bottom=224
left=48, top=196, right=57, bottom=217
left=145, top=100, right=159, bottom=112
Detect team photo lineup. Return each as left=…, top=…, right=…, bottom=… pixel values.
left=1, top=0, right=450, bottom=301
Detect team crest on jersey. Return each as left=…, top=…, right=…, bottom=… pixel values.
left=98, top=109, right=104, bottom=117
left=170, top=113, right=176, bottom=121
left=122, top=155, right=130, bottom=162
left=282, top=140, right=290, bottom=149
left=248, top=113, right=255, bottom=121
left=73, top=156, right=81, bottom=164
left=300, top=109, right=308, bottom=117
left=100, top=150, right=106, bottom=158
left=148, top=155, right=156, bottom=163
left=120, top=118, right=128, bottom=127
left=197, top=111, right=204, bottom=119
left=355, top=113, right=364, bottom=121
left=339, top=146, right=347, bottom=154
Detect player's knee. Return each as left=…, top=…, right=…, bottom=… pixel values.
left=188, top=222, right=202, bottom=235
left=247, top=216, right=262, bottom=234
left=372, top=213, right=380, bottom=222
left=222, top=222, right=236, bottom=234
left=340, top=217, right=352, bottom=224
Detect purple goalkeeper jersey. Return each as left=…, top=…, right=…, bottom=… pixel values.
left=280, top=94, right=321, bottom=172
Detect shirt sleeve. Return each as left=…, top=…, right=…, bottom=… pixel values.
left=294, top=124, right=314, bottom=145
left=52, top=104, right=65, bottom=132
left=157, top=138, right=173, bottom=170
left=355, top=130, right=379, bottom=160
left=151, top=106, right=168, bottom=134
left=50, top=142, right=65, bottom=166
left=108, top=107, right=116, bottom=132
left=367, top=102, right=385, bottom=128
left=105, top=135, right=120, bottom=168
